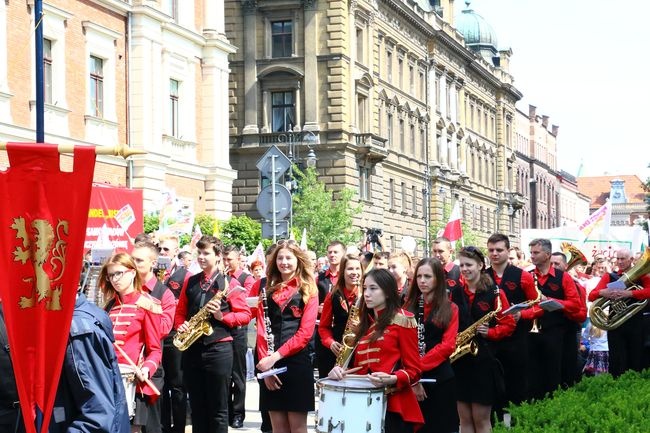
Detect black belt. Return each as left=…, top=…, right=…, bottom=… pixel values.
left=0, top=400, right=19, bottom=409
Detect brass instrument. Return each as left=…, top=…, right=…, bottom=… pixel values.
left=560, top=242, right=588, bottom=271
left=450, top=287, right=502, bottom=363
left=173, top=269, right=230, bottom=351
left=590, top=248, right=650, bottom=331
left=529, top=273, right=542, bottom=333
left=335, top=280, right=362, bottom=368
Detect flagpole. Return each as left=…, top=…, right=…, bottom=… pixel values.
left=0, top=142, right=146, bottom=158
left=35, top=0, right=44, bottom=143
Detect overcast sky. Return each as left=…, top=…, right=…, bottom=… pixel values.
left=455, top=0, right=650, bottom=180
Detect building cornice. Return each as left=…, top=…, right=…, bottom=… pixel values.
left=89, top=0, right=132, bottom=15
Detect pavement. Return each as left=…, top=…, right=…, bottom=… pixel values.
left=184, top=378, right=318, bottom=433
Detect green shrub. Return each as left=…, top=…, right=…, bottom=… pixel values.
left=494, top=370, right=650, bottom=433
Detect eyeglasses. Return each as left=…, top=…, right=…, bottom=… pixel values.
left=161, top=247, right=171, bottom=252
left=106, top=270, right=129, bottom=282
left=276, top=240, right=297, bottom=247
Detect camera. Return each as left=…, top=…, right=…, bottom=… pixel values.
left=366, top=228, right=383, bottom=244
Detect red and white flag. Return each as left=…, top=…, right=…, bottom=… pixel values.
left=442, top=201, right=463, bottom=243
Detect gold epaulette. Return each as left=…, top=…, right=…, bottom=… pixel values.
left=136, top=294, right=163, bottom=314
left=391, top=310, right=417, bottom=328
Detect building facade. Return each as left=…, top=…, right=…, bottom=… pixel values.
left=557, top=170, right=590, bottom=227
left=578, top=175, right=649, bottom=228
left=0, top=0, right=236, bottom=219
left=226, top=0, right=523, bottom=252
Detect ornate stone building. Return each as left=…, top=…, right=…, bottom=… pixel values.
left=557, top=170, right=590, bottom=227
left=226, top=0, right=522, bottom=252
left=0, top=0, right=236, bottom=219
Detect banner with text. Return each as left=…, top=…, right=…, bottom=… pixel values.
left=85, top=184, right=143, bottom=251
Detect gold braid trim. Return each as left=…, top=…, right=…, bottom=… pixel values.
left=391, top=311, right=417, bottom=328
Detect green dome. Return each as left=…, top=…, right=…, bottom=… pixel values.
left=456, top=1, right=498, bottom=55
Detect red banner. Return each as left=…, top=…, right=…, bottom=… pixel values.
left=0, top=143, right=95, bottom=433
left=85, top=183, right=143, bottom=251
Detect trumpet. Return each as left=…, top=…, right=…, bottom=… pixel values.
left=529, top=273, right=542, bottom=334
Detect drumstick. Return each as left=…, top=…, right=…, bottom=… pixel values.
left=344, top=366, right=362, bottom=375
left=114, top=343, right=161, bottom=396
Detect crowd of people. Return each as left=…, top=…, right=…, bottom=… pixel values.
left=0, top=230, right=648, bottom=433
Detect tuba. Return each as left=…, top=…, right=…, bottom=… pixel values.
left=590, top=248, right=650, bottom=331
left=560, top=242, right=588, bottom=271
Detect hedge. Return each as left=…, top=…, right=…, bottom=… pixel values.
left=493, top=370, right=650, bottom=433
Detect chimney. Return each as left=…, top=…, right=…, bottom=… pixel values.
left=541, top=115, right=549, bottom=128
left=529, top=104, right=536, bottom=120
left=498, top=49, right=512, bottom=72
left=551, top=125, right=559, bottom=136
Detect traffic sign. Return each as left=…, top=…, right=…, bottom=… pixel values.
left=256, top=145, right=291, bottom=182
left=256, top=184, right=292, bottom=220
left=262, top=220, right=289, bottom=239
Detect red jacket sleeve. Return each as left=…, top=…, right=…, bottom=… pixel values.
left=142, top=308, right=163, bottom=373
left=559, top=273, right=581, bottom=317
left=632, top=275, right=650, bottom=300
left=221, top=287, right=252, bottom=328
left=566, top=280, right=587, bottom=323
left=173, top=283, right=189, bottom=330
left=159, top=288, right=177, bottom=337
left=519, top=271, right=538, bottom=321
left=588, top=273, right=612, bottom=302
left=277, top=295, right=318, bottom=359
left=487, top=290, right=516, bottom=340
left=318, top=292, right=336, bottom=349
left=421, top=303, right=458, bottom=371
left=395, top=323, right=422, bottom=390
left=249, top=279, right=261, bottom=298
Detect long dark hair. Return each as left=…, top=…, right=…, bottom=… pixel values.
left=404, top=258, right=452, bottom=327
left=457, top=246, right=493, bottom=293
left=331, top=254, right=363, bottom=297
left=355, top=268, right=401, bottom=343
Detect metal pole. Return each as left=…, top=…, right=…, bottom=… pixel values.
left=271, top=155, right=277, bottom=243
left=35, top=0, right=44, bottom=142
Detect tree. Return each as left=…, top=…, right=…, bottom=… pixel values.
left=220, top=215, right=264, bottom=254
left=292, top=167, right=362, bottom=255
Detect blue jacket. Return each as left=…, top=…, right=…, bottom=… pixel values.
left=49, top=294, right=130, bottom=433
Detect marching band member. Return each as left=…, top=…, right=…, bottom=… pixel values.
left=99, top=253, right=163, bottom=433
left=173, top=236, right=251, bottom=433
left=404, top=258, right=459, bottom=433
left=329, top=269, right=424, bottom=433
left=388, top=252, right=412, bottom=303
left=256, top=240, right=318, bottom=433
left=527, top=239, right=581, bottom=400
left=451, top=247, right=515, bottom=433
left=486, top=234, right=537, bottom=406
left=318, top=254, right=363, bottom=376
left=432, top=237, right=463, bottom=291
left=587, top=248, right=650, bottom=377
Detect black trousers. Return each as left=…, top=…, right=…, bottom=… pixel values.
left=494, top=332, right=529, bottom=406
left=528, top=326, right=564, bottom=401
left=560, top=324, right=580, bottom=388
left=608, top=313, right=645, bottom=377
left=183, top=341, right=233, bottom=433
left=161, top=337, right=187, bottom=433
left=0, top=408, right=24, bottom=433
left=385, top=411, right=413, bottom=433
left=229, top=327, right=248, bottom=422
left=143, top=365, right=164, bottom=433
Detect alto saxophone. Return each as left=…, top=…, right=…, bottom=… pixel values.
left=173, top=269, right=230, bottom=351
left=450, top=287, right=502, bottom=363
left=335, top=280, right=362, bottom=368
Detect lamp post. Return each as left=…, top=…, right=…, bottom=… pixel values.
left=277, top=129, right=318, bottom=230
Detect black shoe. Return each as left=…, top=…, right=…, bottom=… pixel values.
left=231, top=415, right=244, bottom=429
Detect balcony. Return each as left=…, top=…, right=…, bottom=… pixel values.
left=355, top=133, right=388, bottom=162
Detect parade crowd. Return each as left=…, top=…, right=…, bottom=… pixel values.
left=1, top=230, right=649, bottom=433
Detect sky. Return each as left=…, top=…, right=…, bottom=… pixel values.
left=454, top=0, right=650, bottom=181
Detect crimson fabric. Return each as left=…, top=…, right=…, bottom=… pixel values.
left=0, top=143, right=95, bottom=433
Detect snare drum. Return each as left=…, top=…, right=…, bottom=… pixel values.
left=119, top=364, right=137, bottom=419
left=316, top=376, right=386, bottom=433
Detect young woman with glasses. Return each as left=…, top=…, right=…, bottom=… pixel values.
left=99, top=252, right=163, bottom=433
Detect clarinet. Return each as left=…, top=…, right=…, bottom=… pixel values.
left=261, top=284, right=274, bottom=353
left=417, top=294, right=426, bottom=357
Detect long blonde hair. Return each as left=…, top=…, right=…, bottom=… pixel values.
left=267, top=240, right=317, bottom=304
left=98, top=252, right=142, bottom=308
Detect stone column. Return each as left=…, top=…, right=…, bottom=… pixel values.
left=242, top=0, right=259, bottom=134
left=302, top=0, right=319, bottom=131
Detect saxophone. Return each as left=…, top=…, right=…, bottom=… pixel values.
left=173, top=269, right=230, bottom=351
left=335, top=280, right=362, bottom=368
left=450, top=287, right=502, bottom=363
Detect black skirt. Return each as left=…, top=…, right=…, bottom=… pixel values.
left=259, top=349, right=315, bottom=412
left=453, top=348, right=504, bottom=406
left=419, top=376, right=459, bottom=433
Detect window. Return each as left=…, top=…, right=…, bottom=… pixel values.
left=271, top=21, right=293, bottom=58
left=271, top=91, right=295, bottom=132
left=386, top=51, right=393, bottom=82
left=398, top=58, right=403, bottom=87
left=389, top=179, right=395, bottom=209
left=166, top=0, right=178, bottom=21
left=434, top=75, right=440, bottom=111
left=387, top=113, right=393, bottom=146
left=359, top=166, right=371, bottom=200
left=43, top=38, right=53, bottom=104
left=356, top=27, right=364, bottom=63
left=357, top=93, right=368, bottom=132
left=401, top=182, right=406, bottom=212
left=411, top=185, right=417, bottom=216
left=410, top=124, right=415, bottom=155
left=89, top=55, right=104, bottom=118
left=409, top=65, right=414, bottom=93
left=399, top=119, right=404, bottom=152
left=419, top=70, right=425, bottom=99
left=170, top=79, right=179, bottom=138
